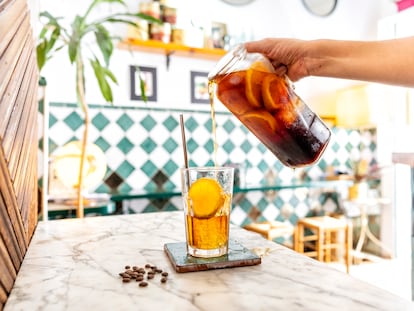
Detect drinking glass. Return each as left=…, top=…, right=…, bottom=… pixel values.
left=180, top=166, right=234, bottom=258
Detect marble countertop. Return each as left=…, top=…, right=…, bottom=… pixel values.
left=5, top=211, right=413, bottom=311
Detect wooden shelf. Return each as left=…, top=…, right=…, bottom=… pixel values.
left=118, top=38, right=227, bottom=61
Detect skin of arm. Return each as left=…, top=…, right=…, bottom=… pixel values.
left=244, top=37, right=414, bottom=88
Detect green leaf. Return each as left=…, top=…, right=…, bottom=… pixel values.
left=102, top=67, right=117, bottom=83
left=90, top=58, right=114, bottom=103
left=39, top=11, right=63, bottom=26
left=94, top=25, right=113, bottom=67
left=139, top=75, right=148, bottom=102
left=96, top=12, right=161, bottom=26
left=46, top=27, right=61, bottom=54
left=69, top=16, right=83, bottom=63
left=36, top=40, right=47, bottom=71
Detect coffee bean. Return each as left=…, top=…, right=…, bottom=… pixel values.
left=119, top=264, right=170, bottom=288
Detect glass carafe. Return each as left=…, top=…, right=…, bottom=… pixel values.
left=208, top=44, right=331, bottom=168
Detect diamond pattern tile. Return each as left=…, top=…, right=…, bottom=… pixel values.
left=104, top=172, right=123, bottom=189
left=140, top=137, right=157, bottom=154
left=116, top=113, right=134, bottom=131
left=116, top=160, right=135, bottom=179
left=162, top=137, right=178, bottom=153
left=117, top=137, right=134, bottom=154
left=95, top=136, right=111, bottom=152
left=141, top=160, right=158, bottom=177
left=64, top=111, right=84, bottom=131
left=140, top=115, right=157, bottom=131
left=163, top=115, right=179, bottom=131
left=92, top=112, right=110, bottom=131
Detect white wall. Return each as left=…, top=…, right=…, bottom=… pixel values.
left=37, top=0, right=397, bottom=109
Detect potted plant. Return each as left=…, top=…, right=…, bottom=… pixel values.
left=37, top=0, right=159, bottom=218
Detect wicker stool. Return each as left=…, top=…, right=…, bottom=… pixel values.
left=294, top=216, right=352, bottom=273
left=243, top=221, right=294, bottom=242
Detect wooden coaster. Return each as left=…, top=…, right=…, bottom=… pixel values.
left=164, top=240, right=261, bottom=273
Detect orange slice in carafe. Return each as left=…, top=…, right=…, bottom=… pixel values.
left=188, top=177, right=224, bottom=218
left=239, top=110, right=278, bottom=134
left=262, top=75, right=289, bottom=112
left=245, top=62, right=271, bottom=108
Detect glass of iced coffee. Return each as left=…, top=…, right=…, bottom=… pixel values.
left=208, top=44, right=331, bottom=168
left=180, top=166, right=234, bottom=258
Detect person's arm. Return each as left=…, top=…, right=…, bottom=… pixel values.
left=244, top=37, right=414, bottom=88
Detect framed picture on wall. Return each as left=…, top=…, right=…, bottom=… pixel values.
left=130, top=65, right=157, bottom=101
left=190, top=71, right=209, bottom=104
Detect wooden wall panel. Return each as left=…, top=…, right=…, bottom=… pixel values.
left=0, top=0, right=39, bottom=308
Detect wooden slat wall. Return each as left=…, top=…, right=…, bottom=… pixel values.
left=0, top=0, right=39, bottom=309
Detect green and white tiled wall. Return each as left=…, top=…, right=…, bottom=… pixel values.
left=39, top=102, right=378, bottom=229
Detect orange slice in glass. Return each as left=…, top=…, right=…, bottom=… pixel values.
left=240, top=110, right=278, bottom=134
left=188, top=177, right=224, bottom=218
left=262, top=75, right=289, bottom=112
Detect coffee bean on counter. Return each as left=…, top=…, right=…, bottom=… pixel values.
left=119, top=264, right=170, bottom=288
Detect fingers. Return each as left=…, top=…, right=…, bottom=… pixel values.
left=274, top=64, right=287, bottom=76
left=244, top=39, right=274, bottom=55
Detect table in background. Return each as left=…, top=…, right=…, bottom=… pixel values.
left=5, top=211, right=413, bottom=310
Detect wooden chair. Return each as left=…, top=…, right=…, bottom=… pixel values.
left=294, top=216, right=352, bottom=273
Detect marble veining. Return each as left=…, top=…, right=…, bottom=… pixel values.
left=5, top=211, right=414, bottom=311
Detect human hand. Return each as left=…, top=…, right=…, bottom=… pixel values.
left=244, top=38, right=309, bottom=82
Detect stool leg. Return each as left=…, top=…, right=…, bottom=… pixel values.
left=331, top=230, right=337, bottom=261
left=325, top=231, right=331, bottom=263
left=295, top=224, right=304, bottom=253
left=345, top=223, right=352, bottom=274
left=317, top=229, right=323, bottom=262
